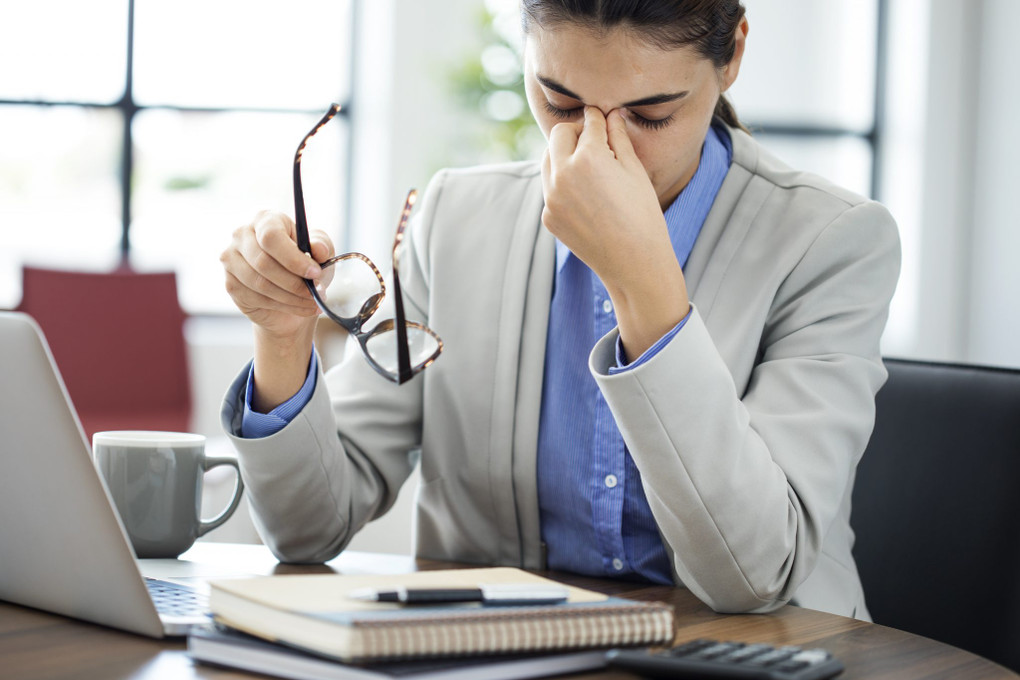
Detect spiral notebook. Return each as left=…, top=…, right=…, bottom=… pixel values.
left=206, top=567, right=675, bottom=662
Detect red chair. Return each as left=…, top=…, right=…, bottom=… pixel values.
left=16, top=265, right=192, bottom=440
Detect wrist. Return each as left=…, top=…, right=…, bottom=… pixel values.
left=252, top=323, right=317, bottom=413
left=606, top=260, right=689, bottom=361
left=253, top=315, right=317, bottom=347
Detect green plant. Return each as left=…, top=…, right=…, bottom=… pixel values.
left=447, top=5, right=542, bottom=162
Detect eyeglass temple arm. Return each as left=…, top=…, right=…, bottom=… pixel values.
left=390, top=189, right=418, bottom=384
left=293, top=104, right=342, bottom=258
left=293, top=161, right=311, bottom=255
left=390, top=269, right=414, bottom=384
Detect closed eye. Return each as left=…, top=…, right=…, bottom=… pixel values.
left=545, top=100, right=675, bottom=132
left=628, top=110, right=676, bottom=131
left=544, top=101, right=583, bottom=120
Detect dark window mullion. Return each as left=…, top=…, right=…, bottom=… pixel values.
left=117, top=1, right=356, bottom=262
left=119, top=0, right=137, bottom=260
left=745, top=124, right=874, bottom=140
left=870, top=0, right=889, bottom=201
left=744, top=0, right=886, bottom=201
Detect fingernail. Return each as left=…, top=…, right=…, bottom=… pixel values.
left=305, top=265, right=320, bottom=279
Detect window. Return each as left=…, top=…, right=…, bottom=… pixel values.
left=0, top=0, right=355, bottom=312
left=727, top=0, right=884, bottom=199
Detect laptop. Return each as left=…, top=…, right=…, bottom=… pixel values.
left=0, top=311, right=213, bottom=637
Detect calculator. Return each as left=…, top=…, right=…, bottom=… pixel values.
left=606, top=638, right=844, bottom=679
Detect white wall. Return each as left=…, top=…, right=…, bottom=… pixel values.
left=883, top=0, right=1020, bottom=366
left=347, top=0, right=487, bottom=262
left=967, top=0, right=1020, bottom=366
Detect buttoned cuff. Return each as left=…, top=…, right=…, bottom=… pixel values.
left=240, top=349, right=319, bottom=438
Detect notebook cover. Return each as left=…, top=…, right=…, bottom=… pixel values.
left=209, top=567, right=674, bottom=661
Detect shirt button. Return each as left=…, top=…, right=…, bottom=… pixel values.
left=602, top=299, right=613, bottom=314
left=604, top=474, right=618, bottom=488
left=612, top=558, right=624, bottom=571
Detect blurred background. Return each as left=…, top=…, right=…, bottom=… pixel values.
left=2, top=0, right=1017, bottom=549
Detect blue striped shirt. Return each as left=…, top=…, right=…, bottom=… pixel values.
left=536, top=124, right=732, bottom=584
left=240, top=352, right=318, bottom=438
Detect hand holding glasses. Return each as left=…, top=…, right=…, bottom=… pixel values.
left=293, top=104, right=442, bottom=385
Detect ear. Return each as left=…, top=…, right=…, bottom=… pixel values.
left=720, top=16, right=748, bottom=93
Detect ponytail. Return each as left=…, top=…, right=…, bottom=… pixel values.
left=714, top=95, right=749, bottom=134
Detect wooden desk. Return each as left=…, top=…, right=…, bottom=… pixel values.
left=1, top=543, right=1014, bottom=679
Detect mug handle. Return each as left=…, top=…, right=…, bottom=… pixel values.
left=198, top=455, right=245, bottom=537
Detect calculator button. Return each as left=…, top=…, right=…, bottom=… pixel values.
left=690, top=642, right=743, bottom=660
left=668, top=639, right=717, bottom=656
left=791, top=649, right=831, bottom=664
left=721, top=643, right=772, bottom=662
left=744, top=647, right=799, bottom=666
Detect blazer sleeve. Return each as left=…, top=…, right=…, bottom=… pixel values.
left=590, top=199, right=901, bottom=613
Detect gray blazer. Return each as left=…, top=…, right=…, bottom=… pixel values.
left=222, top=125, right=900, bottom=619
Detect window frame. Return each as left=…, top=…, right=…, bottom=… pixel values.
left=0, top=0, right=358, bottom=289
left=741, top=0, right=888, bottom=201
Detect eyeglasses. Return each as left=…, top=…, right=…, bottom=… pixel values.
left=293, top=104, right=443, bottom=385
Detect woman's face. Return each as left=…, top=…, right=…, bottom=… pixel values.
left=524, top=21, right=743, bottom=209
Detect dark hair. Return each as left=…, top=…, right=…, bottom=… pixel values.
left=521, top=0, right=747, bottom=132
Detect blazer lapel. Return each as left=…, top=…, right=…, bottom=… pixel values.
left=685, top=127, right=765, bottom=320
left=486, top=173, right=551, bottom=568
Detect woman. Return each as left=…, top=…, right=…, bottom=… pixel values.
left=220, top=0, right=899, bottom=619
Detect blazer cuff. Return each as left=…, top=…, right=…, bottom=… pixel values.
left=592, top=303, right=701, bottom=378
left=240, top=350, right=319, bottom=438
left=221, top=355, right=333, bottom=467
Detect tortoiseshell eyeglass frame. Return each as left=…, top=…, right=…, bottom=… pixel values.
left=292, top=104, right=442, bottom=384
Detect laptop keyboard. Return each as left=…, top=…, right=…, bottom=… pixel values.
left=144, top=577, right=209, bottom=617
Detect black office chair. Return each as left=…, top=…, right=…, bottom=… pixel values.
left=851, top=358, right=1020, bottom=672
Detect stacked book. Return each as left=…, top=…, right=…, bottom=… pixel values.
left=188, top=566, right=675, bottom=680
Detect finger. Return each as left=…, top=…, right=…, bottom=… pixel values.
left=253, top=211, right=322, bottom=280
left=547, top=120, right=581, bottom=169
left=607, top=109, right=641, bottom=168
left=308, top=229, right=335, bottom=265
left=540, top=205, right=555, bottom=231
left=225, top=271, right=320, bottom=318
left=541, top=147, right=553, bottom=191
left=577, top=106, right=609, bottom=151
left=540, top=147, right=564, bottom=219
left=225, top=245, right=317, bottom=311
left=228, top=229, right=319, bottom=306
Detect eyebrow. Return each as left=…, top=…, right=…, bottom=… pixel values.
left=537, top=75, right=688, bottom=107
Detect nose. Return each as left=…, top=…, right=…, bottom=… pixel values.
left=586, top=105, right=634, bottom=133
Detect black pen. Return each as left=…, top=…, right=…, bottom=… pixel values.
left=347, top=583, right=570, bottom=605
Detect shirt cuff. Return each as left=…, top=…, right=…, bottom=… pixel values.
left=609, top=307, right=693, bottom=374
left=240, top=349, right=319, bottom=438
